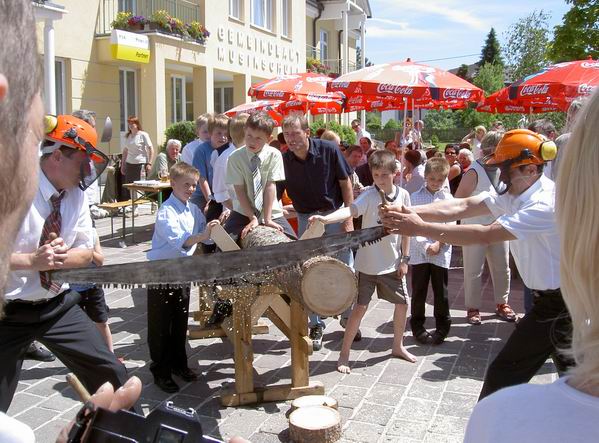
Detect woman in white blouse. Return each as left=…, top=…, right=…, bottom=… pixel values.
left=121, top=116, right=154, bottom=184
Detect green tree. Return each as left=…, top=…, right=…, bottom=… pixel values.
left=356, top=47, right=374, bottom=69
left=503, top=10, right=551, bottom=80
left=383, top=119, right=401, bottom=130
left=456, top=64, right=470, bottom=81
left=366, top=113, right=382, bottom=131
left=548, top=0, right=599, bottom=62
left=423, top=109, right=460, bottom=131
left=473, top=62, right=505, bottom=95
left=162, top=120, right=196, bottom=150
left=480, top=28, right=504, bottom=66
left=309, top=120, right=356, bottom=145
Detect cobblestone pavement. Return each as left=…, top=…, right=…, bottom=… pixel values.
left=8, top=206, right=557, bottom=442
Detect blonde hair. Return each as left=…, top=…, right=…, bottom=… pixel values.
left=368, top=149, right=397, bottom=173
left=170, top=161, right=200, bottom=182
left=195, top=113, right=211, bottom=132
left=424, top=157, right=450, bottom=177
left=480, top=130, right=504, bottom=155
left=556, top=88, right=599, bottom=390
left=320, top=130, right=341, bottom=145
left=207, top=113, right=230, bottom=134
left=229, top=113, right=249, bottom=147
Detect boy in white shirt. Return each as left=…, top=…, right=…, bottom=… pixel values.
left=309, top=150, right=415, bottom=373
left=409, top=157, right=454, bottom=345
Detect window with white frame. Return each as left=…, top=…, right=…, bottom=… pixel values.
left=119, top=68, right=137, bottom=132
left=118, top=0, right=136, bottom=13
left=229, top=0, right=242, bottom=20
left=281, top=0, right=290, bottom=37
left=214, top=87, right=234, bottom=114
left=172, top=75, right=186, bottom=123
left=320, top=29, right=328, bottom=61
left=54, top=59, right=66, bottom=115
left=251, top=0, right=272, bottom=30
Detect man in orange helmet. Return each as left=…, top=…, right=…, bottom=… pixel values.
left=379, top=129, right=573, bottom=399
left=0, top=114, right=128, bottom=412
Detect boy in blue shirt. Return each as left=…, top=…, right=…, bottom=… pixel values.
left=147, top=162, right=219, bottom=393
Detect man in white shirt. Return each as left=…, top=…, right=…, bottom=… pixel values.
left=380, top=129, right=573, bottom=400
left=1, top=115, right=129, bottom=412
left=351, top=118, right=371, bottom=142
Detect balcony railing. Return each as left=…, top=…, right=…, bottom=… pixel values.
left=305, top=45, right=358, bottom=75
left=96, top=0, right=200, bottom=36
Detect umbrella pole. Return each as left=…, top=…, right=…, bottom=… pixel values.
left=399, top=98, right=408, bottom=187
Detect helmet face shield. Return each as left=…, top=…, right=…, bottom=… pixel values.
left=480, top=157, right=510, bottom=195
left=79, top=149, right=109, bottom=191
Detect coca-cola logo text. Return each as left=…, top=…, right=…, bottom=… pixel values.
left=505, top=105, right=525, bottom=112
left=520, top=84, right=550, bottom=96
left=348, top=96, right=363, bottom=104
left=581, top=62, right=599, bottom=69
left=578, top=83, right=595, bottom=95
left=376, top=83, right=414, bottom=95
left=263, top=90, right=286, bottom=98
left=331, top=82, right=350, bottom=89
left=443, top=89, right=472, bottom=99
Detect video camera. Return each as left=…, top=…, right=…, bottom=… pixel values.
left=67, top=400, right=224, bottom=443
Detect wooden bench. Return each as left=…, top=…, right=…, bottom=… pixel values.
left=98, top=198, right=151, bottom=241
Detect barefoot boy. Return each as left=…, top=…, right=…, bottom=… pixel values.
left=146, top=162, right=219, bottom=393
left=309, top=150, right=415, bottom=373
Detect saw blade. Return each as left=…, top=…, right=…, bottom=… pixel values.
left=52, top=226, right=385, bottom=287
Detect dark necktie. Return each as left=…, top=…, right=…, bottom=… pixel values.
left=251, top=155, right=263, bottom=216
left=39, top=192, right=64, bottom=293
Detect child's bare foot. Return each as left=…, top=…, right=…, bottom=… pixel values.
left=392, top=346, right=417, bottom=363
left=337, top=354, right=351, bottom=373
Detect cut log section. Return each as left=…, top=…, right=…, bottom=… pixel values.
left=289, top=405, right=342, bottom=443
left=240, top=226, right=357, bottom=316
left=291, top=395, right=338, bottom=412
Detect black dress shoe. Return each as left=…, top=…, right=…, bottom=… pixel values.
left=24, top=342, right=56, bottom=362
left=154, top=376, right=179, bottom=393
left=431, top=331, right=446, bottom=345
left=414, top=330, right=433, bottom=345
left=172, top=368, right=199, bottom=382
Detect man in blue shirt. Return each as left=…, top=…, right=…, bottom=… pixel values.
left=280, top=115, right=355, bottom=351
left=147, top=162, right=219, bottom=393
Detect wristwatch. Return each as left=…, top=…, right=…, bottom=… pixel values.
left=400, top=255, right=411, bottom=264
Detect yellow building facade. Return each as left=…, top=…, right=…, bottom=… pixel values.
left=33, top=0, right=370, bottom=153
left=34, top=0, right=306, bottom=153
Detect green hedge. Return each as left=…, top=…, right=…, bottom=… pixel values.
left=310, top=120, right=356, bottom=145
left=162, top=120, right=196, bottom=150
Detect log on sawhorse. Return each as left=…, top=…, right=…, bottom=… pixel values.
left=191, top=283, right=324, bottom=407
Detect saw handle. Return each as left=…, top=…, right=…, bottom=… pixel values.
left=377, top=187, right=391, bottom=235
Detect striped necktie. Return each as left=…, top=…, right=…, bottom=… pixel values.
left=39, top=192, right=65, bottom=294
left=250, top=154, right=263, bottom=216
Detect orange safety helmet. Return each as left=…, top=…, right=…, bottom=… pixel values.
left=43, top=115, right=104, bottom=162
left=42, top=114, right=109, bottom=190
left=483, top=129, right=557, bottom=169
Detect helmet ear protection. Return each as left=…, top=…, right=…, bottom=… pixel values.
left=539, top=140, right=557, bottom=161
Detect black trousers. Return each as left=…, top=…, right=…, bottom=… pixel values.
left=223, top=210, right=297, bottom=243
left=147, top=286, right=191, bottom=378
left=479, top=289, right=574, bottom=400
left=410, top=263, right=451, bottom=337
left=0, top=291, right=128, bottom=412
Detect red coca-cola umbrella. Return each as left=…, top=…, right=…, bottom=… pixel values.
left=327, top=59, right=484, bottom=104
left=477, top=88, right=564, bottom=114
left=248, top=72, right=343, bottom=102
left=506, top=58, right=599, bottom=106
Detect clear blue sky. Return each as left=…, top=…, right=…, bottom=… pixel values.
left=364, top=0, right=571, bottom=70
